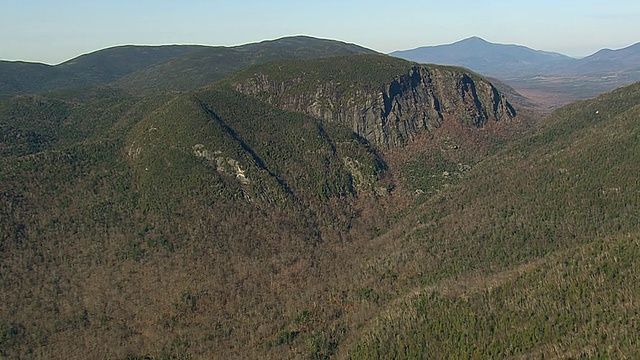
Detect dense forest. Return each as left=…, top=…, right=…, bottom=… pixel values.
left=1, top=37, right=639, bottom=358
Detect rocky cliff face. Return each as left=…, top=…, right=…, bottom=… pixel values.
left=234, top=64, right=517, bottom=148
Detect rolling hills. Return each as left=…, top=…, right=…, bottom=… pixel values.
left=0, top=45, right=205, bottom=95
left=1, top=36, right=639, bottom=359
left=0, top=36, right=376, bottom=96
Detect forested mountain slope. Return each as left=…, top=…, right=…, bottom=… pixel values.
left=0, top=36, right=376, bottom=96
left=1, top=40, right=638, bottom=358
left=345, top=81, right=640, bottom=358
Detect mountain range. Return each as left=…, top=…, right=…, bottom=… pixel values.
left=0, top=36, right=377, bottom=95
left=4, top=35, right=639, bottom=110
left=392, top=36, right=574, bottom=78
left=1, top=35, right=640, bottom=358
left=391, top=36, right=640, bottom=108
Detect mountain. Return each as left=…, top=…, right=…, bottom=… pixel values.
left=114, top=36, right=379, bottom=94
left=0, top=42, right=525, bottom=358
left=572, top=41, right=640, bottom=74
left=391, top=37, right=640, bottom=108
left=227, top=55, right=517, bottom=148
left=0, top=45, right=206, bottom=95
left=2, top=34, right=640, bottom=358
left=0, top=36, right=377, bottom=95
left=390, top=36, right=575, bottom=79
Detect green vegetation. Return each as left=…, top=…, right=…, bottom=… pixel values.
left=225, top=54, right=491, bottom=111
left=352, top=234, right=640, bottom=358
left=0, top=61, right=390, bottom=357
left=0, top=88, right=174, bottom=157
left=1, top=36, right=376, bottom=96
left=1, top=41, right=639, bottom=359
left=345, top=80, right=640, bottom=357
left=0, top=45, right=205, bottom=95
left=117, top=36, right=376, bottom=94
left=227, top=54, right=413, bottom=93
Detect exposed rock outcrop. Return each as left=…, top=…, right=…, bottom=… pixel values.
left=234, top=64, right=517, bottom=148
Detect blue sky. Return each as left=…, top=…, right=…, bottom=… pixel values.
left=2, top=0, right=639, bottom=64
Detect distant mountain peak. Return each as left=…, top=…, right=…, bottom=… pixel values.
left=251, top=35, right=377, bottom=52
left=460, top=36, right=489, bottom=43
left=390, top=37, right=576, bottom=78
left=391, top=38, right=640, bottom=108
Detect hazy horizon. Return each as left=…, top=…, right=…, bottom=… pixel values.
left=2, top=0, right=639, bottom=64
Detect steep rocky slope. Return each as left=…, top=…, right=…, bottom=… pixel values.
left=230, top=55, right=517, bottom=148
